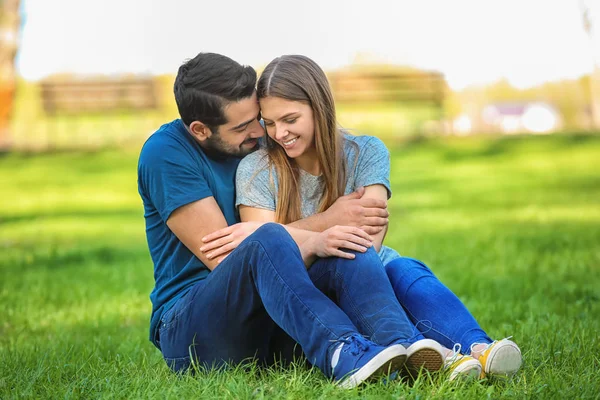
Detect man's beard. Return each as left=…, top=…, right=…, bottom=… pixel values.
left=203, top=134, right=259, bottom=158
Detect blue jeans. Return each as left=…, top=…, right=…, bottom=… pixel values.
left=385, top=257, right=492, bottom=354
left=157, top=223, right=418, bottom=374
left=307, top=250, right=423, bottom=347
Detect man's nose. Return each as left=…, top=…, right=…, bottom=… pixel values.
left=249, top=119, right=265, bottom=138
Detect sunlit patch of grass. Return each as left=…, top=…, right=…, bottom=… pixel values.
left=1, top=133, right=599, bottom=398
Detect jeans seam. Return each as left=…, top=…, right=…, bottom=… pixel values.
left=402, top=294, right=457, bottom=346
left=334, top=270, right=376, bottom=338
left=252, top=239, right=344, bottom=342
left=164, top=355, right=191, bottom=362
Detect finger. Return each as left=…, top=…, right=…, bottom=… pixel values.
left=330, top=249, right=356, bottom=259
left=335, top=241, right=368, bottom=253
left=361, top=225, right=385, bottom=235
left=361, top=216, right=389, bottom=227
left=359, top=198, right=388, bottom=210
left=200, top=235, right=233, bottom=252
left=206, top=241, right=238, bottom=259
left=202, top=226, right=234, bottom=243
left=337, top=232, right=372, bottom=248
left=347, top=227, right=374, bottom=241
left=362, top=207, right=389, bottom=218
left=330, top=226, right=372, bottom=243
left=334, top=226, right=372, bottom=241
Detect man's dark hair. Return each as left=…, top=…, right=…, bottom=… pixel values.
left=174, top=53, right=257, bottom=132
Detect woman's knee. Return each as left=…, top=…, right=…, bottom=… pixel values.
left=310, top=247, right=382, bottom=281
left=251, top=223, right=287, bottom=240
left=351, top=246, right=384, bottom=267
left=246, top=223, right=296, bottom=251
left=385, top=257, right=435, bottom=285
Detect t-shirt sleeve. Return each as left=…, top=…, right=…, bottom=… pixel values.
left=235, top=151, right=276, bottom=211
left=353, top=136, right=392, bottom=198
left=138, top=138, right=213, bottom=221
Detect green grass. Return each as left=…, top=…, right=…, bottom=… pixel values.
left=1, top=133, right=599, bottom=399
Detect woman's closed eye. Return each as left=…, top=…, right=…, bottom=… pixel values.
left=263, top=117, right=297, bottom=128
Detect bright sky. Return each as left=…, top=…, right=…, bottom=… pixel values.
left=16, top=0, right=600, bottom=90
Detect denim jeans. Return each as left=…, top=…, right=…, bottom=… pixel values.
left=385, top=257, right=492, bottom=354
left=157, top=223, right=418, bottom=374
left=308, top=249, right=422, bottom=347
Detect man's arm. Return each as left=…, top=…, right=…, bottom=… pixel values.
left=238, top=188, right=387, bottom=250
left=360, top=184, right=389, bottom=251
left=197, top=206, right=317, bottom=265
left=288, top=186, right=389, bottom=234
left=202, top=185, right=389, bottom=263
left=237, top=206, right=315, bottom=247
left=167, top=197, right=231, bottom=271
left=236, top=206, right=373, bottom=268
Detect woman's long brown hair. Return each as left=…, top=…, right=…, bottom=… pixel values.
left=257, top=55, right=346, bottom=224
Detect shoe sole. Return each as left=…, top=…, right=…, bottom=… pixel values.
left=406, top=348, right=444, bottom=375
left=337, top=345, right=407, bottom=389
left=484, top=341, right=522, bottom=377
left=448, top=358, right=482, bottom=381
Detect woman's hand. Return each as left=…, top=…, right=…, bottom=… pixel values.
left=302, top=225, right=373, bottom=262
left=200, top=221, right=265, bottom=263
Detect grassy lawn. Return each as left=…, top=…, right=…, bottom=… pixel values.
left=1, top=133, right=599, bottom=399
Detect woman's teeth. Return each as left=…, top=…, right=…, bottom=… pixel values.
left=283, top=137, right=298, bottom=146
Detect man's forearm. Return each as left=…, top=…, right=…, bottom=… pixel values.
left=287, top=212, right=331, bottom=232
left=281, top=224, right=317, bottom=245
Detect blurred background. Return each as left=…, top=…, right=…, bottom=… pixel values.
left=1, top=0, right=599, bottom=150
left=2, top=2, right=600, bottom=397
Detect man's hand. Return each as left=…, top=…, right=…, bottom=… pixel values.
left=200, top=221, right=265, bottom=263
left=301, top=225, right=373, bottom=266
left=324, top=187, right=389, bottom=235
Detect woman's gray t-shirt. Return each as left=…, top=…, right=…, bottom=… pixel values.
left=235, top=134, right=400, bottom=265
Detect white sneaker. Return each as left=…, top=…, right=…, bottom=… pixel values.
left=331, top=334, right=407, bottom=389
left=444, top=344, right=482, bottom=381
left=404, top=339, right=444, bottom=375
left=472, top=337, right=522, bottom=378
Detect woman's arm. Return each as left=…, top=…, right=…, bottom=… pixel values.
left=287, top=187, right=388, bottom=235
left=237, top=205, right=373, bottom=268
left=239, top=205, right=315, bottom=246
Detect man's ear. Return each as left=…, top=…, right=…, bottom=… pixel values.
left=189, top=121, right=213, bottom=142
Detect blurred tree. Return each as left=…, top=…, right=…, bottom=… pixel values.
left=0, top=0, right=21, bottom=150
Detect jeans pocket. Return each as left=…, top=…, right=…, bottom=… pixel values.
left=160, top=304, right=178, bottom=329
left=160, top=290, right=193, bottom=331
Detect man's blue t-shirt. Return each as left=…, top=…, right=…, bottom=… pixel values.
left=137, top=119, right=241, bottom=348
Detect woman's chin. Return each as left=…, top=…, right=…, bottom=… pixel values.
left=283, top=148, right=301, bottom=159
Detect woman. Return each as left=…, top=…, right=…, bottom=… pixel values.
left=235, top=55, right=522, bottom=381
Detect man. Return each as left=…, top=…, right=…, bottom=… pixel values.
left=137, top=53, right=415, bottom=388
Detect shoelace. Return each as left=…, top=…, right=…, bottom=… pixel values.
left=334, top=334, right=371, bottom=356
left=396, top=320, right=435, bottom=344
left=447, top=343, right=462, bottom=362
left=470, top=336, right=513, bottom=356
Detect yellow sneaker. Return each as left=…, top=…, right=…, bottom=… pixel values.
left=472, top=338, right=522, bottom=378
left=444, top=344, right=482, bottom=381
